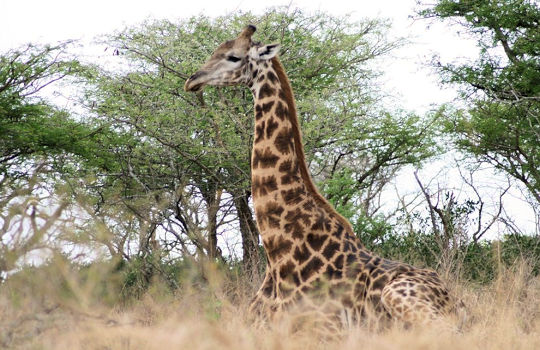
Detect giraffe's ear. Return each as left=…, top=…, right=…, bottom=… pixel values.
left=251, top=44, right=280, bottom=60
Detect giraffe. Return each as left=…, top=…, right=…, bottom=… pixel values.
left=185, top=25, right=462, bottom=330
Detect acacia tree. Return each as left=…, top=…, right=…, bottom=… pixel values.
left=0, top=42, right=111, bottom=274
left=0, top=42, right=97, bottom=170
left=419, top=0, right=540, bottom=204
left=78, top=8, right=439, bottom=276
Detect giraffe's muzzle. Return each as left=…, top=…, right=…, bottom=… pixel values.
left=184, top=71, right=207, bottom=92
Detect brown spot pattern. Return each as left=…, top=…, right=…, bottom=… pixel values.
left=306, top=233, right=328, bottom=251
left=301, top=257, right=324, bottom=281
left=275, top=101, right=288, bottom=120
left=311, top=210, right=333, bottom=231
left=279, top=260, right=295, bottom=279
left=322, top=240, right=340, bottom=259
left=255, top=104, right=263, bottom=120
left=293, top=243, right=311, bottom=263
left=281, top=186, right=305, bottom=205
left=258, top=83, right=275, bottom=99
left=253, top=147, right=280, bottom=169
left=266, top=117, right=279, bottom=139
left=267, top=71, right=278, bottom=84
left=262, top=101, right=275, bottom=113
left=256, top=201, right=284, bottom=230
left=255, top=121, right=265, bottom=143
left=274, top=127, right=294, bottom=154
left=278, top=89, right=287, bottom=101
left=266, top=236, right=293, bottom=261
left=278, top=159, right=300, bottom=185
left=253, top=175, right=278, bottom=198
left=284, top=219, right=305, bottom=239
left=284, top=208, right=311, bottom=239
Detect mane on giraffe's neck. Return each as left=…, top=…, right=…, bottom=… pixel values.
left=266, top=57, right=353, bottom=233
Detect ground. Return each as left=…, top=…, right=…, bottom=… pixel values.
left=1, top=261, right=539, bottom=350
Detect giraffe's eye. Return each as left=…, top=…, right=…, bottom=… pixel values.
left=227, top=55, right=241, bottom=63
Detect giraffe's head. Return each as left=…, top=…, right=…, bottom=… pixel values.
left=184, top=25, right=280, bottom=92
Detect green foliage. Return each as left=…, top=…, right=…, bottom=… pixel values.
left=91, top=8, right=406, bottom=195
left=75, top=8, right=441, bottom=266
left=5, top=7, right=532, bottom=288
left=3, top=252, right=240, bottom=310
left=369, top=229, right=540, bottom=284
left=0, top=43, right=134, bottom=275
left=0, top=42, right=122, bottom=175
left=458, top=234, right=540, bottom=283
left=419, top=0, right=540, bottom=203
left=3, top=254, right=124, bottom=307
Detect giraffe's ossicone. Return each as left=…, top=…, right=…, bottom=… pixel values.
left=185, top=25, right=464, bottom=330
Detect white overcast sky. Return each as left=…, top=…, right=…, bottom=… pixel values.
left=0, top=0, right=479, bottom=113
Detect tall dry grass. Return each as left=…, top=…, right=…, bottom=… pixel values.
left=1, top=257, right=539, bottom=350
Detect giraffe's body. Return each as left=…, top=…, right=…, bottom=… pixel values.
left=185, top=25, right=460, bottom=330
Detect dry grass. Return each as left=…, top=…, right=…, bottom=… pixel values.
left=1, top=260, right=539, bottom=350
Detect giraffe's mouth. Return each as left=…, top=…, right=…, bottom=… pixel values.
left=184, top=80, right=205, bottom=92
left=187, top=82, right=204, bottom=92
left=184, top=71, right=207, bottom=92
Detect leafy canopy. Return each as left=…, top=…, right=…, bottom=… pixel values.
left=419, top=0, right=540, bottom=203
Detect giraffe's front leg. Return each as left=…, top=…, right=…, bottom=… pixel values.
left=248, top=270, right=277, bottom=321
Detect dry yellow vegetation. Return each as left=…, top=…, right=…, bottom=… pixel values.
left=1, top=259, right=539, bottom=350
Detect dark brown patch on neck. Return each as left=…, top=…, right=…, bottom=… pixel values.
left=258, top=83, right=275, bottom=99
left=253, top=148, right=279, bottom=168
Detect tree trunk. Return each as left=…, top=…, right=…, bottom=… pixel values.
left=206, top=188, right=222, bottom=259
left=233, top=190, right=263, bottom=279
left=201, top=185, right=223, bottom=260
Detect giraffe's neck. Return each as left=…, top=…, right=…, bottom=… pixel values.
left=249, top=57, right=356, bottom=268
